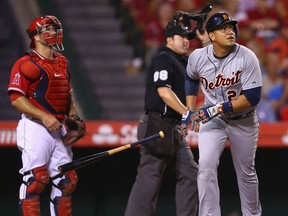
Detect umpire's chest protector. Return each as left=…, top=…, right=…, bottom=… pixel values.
left=26, top=51, right=71, bottom=115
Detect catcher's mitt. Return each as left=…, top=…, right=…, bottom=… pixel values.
left=63, top=114, right=86, bottom=146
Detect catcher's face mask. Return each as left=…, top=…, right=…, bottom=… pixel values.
left=27, top=15, right=64, bottom=51
left=169, top=4, right=213, bottom=40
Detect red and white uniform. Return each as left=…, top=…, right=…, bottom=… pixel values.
left=8, top=50, right=76, bottom=216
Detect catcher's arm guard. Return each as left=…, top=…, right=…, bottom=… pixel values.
left=63, top=114, right=86, bottom=146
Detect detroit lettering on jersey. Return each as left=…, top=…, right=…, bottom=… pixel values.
left=187, top=44, right=262, bottom=104
left=200, top=70, right=242, bottom=90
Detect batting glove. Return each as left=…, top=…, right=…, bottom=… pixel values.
left=181, top=109, right=195, bottom=136
left=196, top=104, right=223, bottom=124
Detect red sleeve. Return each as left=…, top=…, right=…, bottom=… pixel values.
left=7, top=56, right=31, bottom=96
left=9, top=92, right=24, bottom=103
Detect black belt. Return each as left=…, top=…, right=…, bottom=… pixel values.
left=227, top=115, right=246, bottom=120
left=225, top=109, right=254, bottom=120
left=146, top=111, right=181, bottom=125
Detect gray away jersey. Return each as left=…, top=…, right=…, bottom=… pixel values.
left=186, top=43, right=262, bottom=116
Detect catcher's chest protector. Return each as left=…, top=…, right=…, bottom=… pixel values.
left=27, top=51, right=71, bottom=115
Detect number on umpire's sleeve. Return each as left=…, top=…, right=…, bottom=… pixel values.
left=154, top=70, right=168, bottom=82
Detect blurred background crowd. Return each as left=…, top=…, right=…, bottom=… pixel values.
left=117, top=0, right=288, bottom=122
left=0, top=0, right=287, bottom=123
left=0, top=1, right=287, bottom=215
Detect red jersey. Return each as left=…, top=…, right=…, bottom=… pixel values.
left=8, top=50, right=72, bottom=120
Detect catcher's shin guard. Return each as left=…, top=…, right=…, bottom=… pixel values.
left=19, top=165, right=50, bottom=216
left=53, top=196, right=72, bottom=216
left=51, top=170, right=78, bottom=216
left=19, top=197, right=40, bottom=216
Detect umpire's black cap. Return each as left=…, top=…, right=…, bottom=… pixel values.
left=164, top=25, right=194, bottom=39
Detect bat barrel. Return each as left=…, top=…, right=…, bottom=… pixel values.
left=57, top=131, right=164, bottom=173
left=59, top=152, right=108, bottom=173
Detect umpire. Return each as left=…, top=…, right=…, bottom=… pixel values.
left=125, top=22, right=199, bottom=216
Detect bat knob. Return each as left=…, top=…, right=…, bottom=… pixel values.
left=159, top=131, right=165, bottom=138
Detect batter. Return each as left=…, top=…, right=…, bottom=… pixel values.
left=183, top=12, right=262, bottom=216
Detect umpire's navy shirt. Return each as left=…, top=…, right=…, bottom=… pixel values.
left=144, top=46, right=188, bottom=120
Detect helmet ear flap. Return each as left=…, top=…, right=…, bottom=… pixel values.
left=27, top=17, right=43, bottom=40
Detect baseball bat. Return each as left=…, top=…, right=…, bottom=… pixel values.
left=58, top=131, right=164, bottom=173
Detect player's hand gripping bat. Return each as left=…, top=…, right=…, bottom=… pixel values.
left=58, top=131, right=165, bottom=173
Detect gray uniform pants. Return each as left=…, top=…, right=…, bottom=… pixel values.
left=125, top=113, right=198, bottom=216
left=197, top=115, right=262, bottom=216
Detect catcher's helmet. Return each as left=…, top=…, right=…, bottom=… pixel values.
left=27, top=15, right=64, bottom=51
left=206, top=12, right=238, bottom=35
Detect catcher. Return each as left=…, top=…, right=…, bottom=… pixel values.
left=8, top=15, right=85, bottom=216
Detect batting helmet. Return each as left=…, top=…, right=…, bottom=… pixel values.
left=206, top=12, right=238, bottom=36
left=27, top=15, right=64, bottom=51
